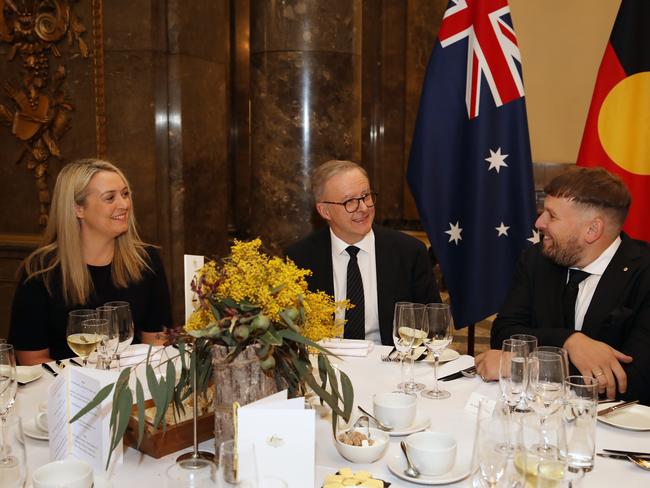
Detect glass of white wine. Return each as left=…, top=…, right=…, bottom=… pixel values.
left=66, top=317, right=106, bottom=366
left=96, top=306, right=120, bottom=369
left=401, top=303, right=428, bottom=392
left=392, top=302, right=414, bottom=392
left=421, top=303, right=453, bottom=400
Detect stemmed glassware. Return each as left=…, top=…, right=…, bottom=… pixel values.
left=66, top=313, right=106, bottom=366
left=0, top=345, right=16, bottom=462
left=536, top=346, right=569, bottom=379
left=396, top=303, right=428, bottom=392
left=96, top=305, right=120, bottom=369
left=392, top=302, right=415, bottom=392
left=529, top=351, right=565, bottom=455
left=474, top=418, right=511, bottom=488
left=104, top=301, right=135, bottom=368
left=499, top=339, right=528, bottom=413
left=0, top=415, right=26, bottom=488
left=421, top=303, right=453, bottom=400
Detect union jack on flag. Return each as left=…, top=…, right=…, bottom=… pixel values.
left=439, top=0, right=525, bottom=118
left=407, top=0, right=536, bottom=327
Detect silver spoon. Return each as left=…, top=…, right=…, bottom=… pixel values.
left=400, top=441, right=420, bottom=478
left=357, top=406, right=393, bottom=431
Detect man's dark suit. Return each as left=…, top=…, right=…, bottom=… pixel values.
left=491, top=233, right=650, bottom=404
left=285, top=225, right=441, bottom=345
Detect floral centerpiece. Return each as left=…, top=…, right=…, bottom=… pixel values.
left=74, top=239, right=354, bottom=466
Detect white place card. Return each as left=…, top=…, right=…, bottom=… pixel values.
left=238, top=390, right=315, bottom=488
left=48, top=366, right=121, bottom=472
left=184, top=254, right=204, bottom=322
left=464, top=391, right=496, bottom=418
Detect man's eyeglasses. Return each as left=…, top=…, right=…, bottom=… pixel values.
left=321, top=192, right=378, bottom=213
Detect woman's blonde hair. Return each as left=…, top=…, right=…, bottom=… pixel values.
left=23, top=158, right=150, bottom=305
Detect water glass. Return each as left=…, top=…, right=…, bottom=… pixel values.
left=563, top=375, right=598, bottom=472
left=499, top=339, right=528, bottom=411
left=421, top=303, right=453, bottom=400
left=399, top=304, right=427, bottom=393
left=0, top=415, right=26, bottom=488
left=217, top=440, right=258, bottom=487
left=536, top=346, right=570, bottom=379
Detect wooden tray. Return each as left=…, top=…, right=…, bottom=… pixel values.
left=124, top=400, right=215, bottom=459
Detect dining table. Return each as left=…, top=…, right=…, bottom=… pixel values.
left=14, top=344, right=650, bottom=487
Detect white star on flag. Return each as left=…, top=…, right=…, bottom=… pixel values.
left=527, top=229, right=540, bottom=244
left=495, top=222, right=510, bottom=236
left=485, top=148, right=509, bottom=173
left=445, top=221, right=463, bottom=245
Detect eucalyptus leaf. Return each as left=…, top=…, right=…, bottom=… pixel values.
left=135, top=378, right=145, bottom=447
left=69, top=383, right=114, bottom=423
left=276, top=328, right=338, bottom=357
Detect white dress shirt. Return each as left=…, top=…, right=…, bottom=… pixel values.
left=330, top=229, right=381, bottom=344
left=571, top=236, right=621, bottom=331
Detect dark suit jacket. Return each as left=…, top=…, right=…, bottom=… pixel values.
left=491, top=233, right=650, bottom=404
left=285, top=225, right=441, bottom=345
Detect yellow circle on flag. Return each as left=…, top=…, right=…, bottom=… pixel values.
left=598, top=71, right=650, bottom=175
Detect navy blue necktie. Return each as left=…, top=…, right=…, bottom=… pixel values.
left=563, top=269, right=590, bottom=329
left=344, top=246, right=365, bottom=339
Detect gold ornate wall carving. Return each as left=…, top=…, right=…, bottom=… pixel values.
left=0, top=0, right=89, bottom=225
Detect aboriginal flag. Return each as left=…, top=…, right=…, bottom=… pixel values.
left=577, top=0, right=650, bottom=242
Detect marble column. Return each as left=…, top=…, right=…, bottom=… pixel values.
left=249, top=0, right=362, bottom=251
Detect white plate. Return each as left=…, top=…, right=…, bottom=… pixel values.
left=23, top=419, right=48, bottom=441
left=388, top=414, right=431, bottom=437
left=16, top=365, right=43, bottom=384
left=387, top=453, right=471, bottom=485
left=597, top=403, right=650, bottom=431
left=421, top=349, right=460, bottom=364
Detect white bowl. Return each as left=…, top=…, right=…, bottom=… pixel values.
left=334, top=427, right=389, bottom=463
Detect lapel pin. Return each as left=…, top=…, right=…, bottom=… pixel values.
left=623, top=267, right=629, bottom=272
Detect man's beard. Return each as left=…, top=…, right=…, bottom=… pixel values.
left=541, top=233, right=583, bottom=267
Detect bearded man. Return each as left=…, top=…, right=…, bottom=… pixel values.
left=476, top=167, right=650, bottom=404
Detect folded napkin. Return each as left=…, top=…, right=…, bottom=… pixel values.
left=118, top=345, right=164, bottom=366
left=319, top=339, right=374, bottom=357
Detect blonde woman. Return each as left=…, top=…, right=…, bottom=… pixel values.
left=9, top=159, right=171, bottom=365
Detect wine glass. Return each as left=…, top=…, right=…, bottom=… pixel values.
left=474, top=418, right=510, bottom=488
left=499, top=339, right=528, bottom=413
left=536, top=346, right=569, bottom=380
left=66, top=317, right=106, bottom=366
left=0, top=345, right=16, bottom=461
left=96, top=306, right=120, bottom=369
left=529, top=351, right=565, bottom=455
left=104, top=301, right=135, bottom=368
left=393, top=302, right=415, bottom=392
left=0, top=414, right=26, bottom=488
left=421, top=303, right=453, bottom=400
left=402, top=303, right=428, bottom=392
left=217, top=440, right=258, bottom=487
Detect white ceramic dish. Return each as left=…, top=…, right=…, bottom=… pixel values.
left=23, top=419, right=49, bottom=441
left=334, top=427, right=389, bottom=463
left=387, top=413, right=430, bottom=437
left=597, top=402, right=650, bottom=431
left=422, top=348, right=460, bottom=363
left=16, top=365, right=43, bottom=384
left=387, top=453, right=471, bottom=485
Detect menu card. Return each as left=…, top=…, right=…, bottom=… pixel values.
left=238, top=390, right=315, bottom=488
left=184, top=254, right=204, bottom=322
left=47, top=366, right=121, bottom=472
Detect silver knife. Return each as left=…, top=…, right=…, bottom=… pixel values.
left=41, top=363, right=58, bottom=377
left=604, top=448, right=650, bottom=458
left=598, top=399, right=639, bottom=416
left=597, top=453, right=650, bottom=460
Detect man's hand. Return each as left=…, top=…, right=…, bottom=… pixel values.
left=563, top=333, right=633, bottom=399
left=474, top=349, right=502, bottom=381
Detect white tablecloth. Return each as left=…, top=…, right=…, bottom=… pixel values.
left=15, top=346, right=649, bottom=487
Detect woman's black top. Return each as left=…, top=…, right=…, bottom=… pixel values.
left=9, top=247, right=172, bottom=360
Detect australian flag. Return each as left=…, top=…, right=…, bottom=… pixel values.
left=407, top=0, right=537, bottom=328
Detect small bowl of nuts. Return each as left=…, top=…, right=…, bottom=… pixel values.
left=335, top=427, right=389, bottom=464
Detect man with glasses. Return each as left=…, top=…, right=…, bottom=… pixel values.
left=286, top=160, right=440, bottom=345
